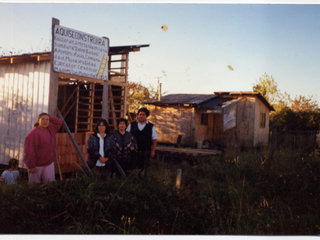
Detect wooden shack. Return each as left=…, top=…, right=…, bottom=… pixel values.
left=0, top=44, right=149, bottom=173
left=145, top=92, right=274, bottom=149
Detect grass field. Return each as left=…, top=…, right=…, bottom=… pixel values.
left=1, top=146, right=320, bottom=234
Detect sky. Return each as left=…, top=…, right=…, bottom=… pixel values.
left=1, top=1, right=320, bottom=105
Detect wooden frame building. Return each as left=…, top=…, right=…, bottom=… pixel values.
left=0, top=45, right=148, bottom=173
left=145, top=92, right=274, bottom=149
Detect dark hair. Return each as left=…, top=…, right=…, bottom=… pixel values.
left=117, top=118, right=128, bottom=127
left=8, top=158, right=19, bottom=169
left=138, top=107, right=150, bottom=117
left=34, top=112, right=50, bottom=127
left=94, top=118, right=110, bottom=134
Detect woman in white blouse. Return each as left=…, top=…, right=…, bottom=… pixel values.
left=87, top=119, right=111, bottom=178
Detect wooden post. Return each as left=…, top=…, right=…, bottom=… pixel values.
left=235, top=101, right=238, bottom=155
left=55, top=148, right=63, bottom=180
left=56, top=107, right=93, bottom=175
left=48, top=18, right=60, bottom=116
left=101, top=36, right=109, bottom=121
left=102, top=80, right=109, bottom=121
left=112, top=158, right=126, bottom=178
left=176, top=168, right=182, bottom=189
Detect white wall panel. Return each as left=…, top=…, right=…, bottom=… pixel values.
left=0, top=61, right=51, bottom=167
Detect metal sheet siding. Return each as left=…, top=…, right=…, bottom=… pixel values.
left=0, top=61, right=51, bottom=167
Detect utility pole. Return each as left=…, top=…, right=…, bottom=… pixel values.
left=155, top=77, right=162, bottom=101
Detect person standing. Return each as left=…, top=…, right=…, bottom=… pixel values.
left=24, top=112, right=63, bottom=184
left=107, top=118, right=138, bottom=177
left=87, top=119, right=111, bottom=178
left=126, top=107, right=158, bottom=177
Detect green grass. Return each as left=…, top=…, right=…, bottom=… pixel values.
left=1, top=147, right=320, bottom=234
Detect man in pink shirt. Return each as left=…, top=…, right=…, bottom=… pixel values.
left=24, top=112, right=63, bottom=184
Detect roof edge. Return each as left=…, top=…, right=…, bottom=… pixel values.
left=214, top=91, right=275, bottom=111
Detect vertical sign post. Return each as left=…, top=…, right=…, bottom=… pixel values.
left=51, top=18, right=110, bottom=175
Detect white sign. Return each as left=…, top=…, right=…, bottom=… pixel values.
left=53, top=25, right=109, bottom=80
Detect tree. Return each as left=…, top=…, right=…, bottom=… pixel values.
left=253, top=72, right=291, bottom=112
left=270, top=108, right=320, bottom=131
left=127, top=81, right=157, bottom=114
left=291, top=95, right=319, bottom=112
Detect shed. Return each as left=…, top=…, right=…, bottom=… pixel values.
left=145, top=92, right=274, bottom=148
left=0, top=44, right=149, bottom=173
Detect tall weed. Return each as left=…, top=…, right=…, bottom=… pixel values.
left=0, top=146, right=319, bottom=234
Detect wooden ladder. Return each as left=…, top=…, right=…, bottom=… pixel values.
left=96, top=54, right=109, bottom=79
left=108, top=52, right=129, bottom=130
left=75, top=82, right=104, bottom=132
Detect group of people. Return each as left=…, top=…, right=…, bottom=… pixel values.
left=0, top=107, right=157, bottom=185
left=87, top=107, right=158, bottom=179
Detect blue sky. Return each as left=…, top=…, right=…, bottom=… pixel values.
left=1, top=2, right=320, bottom=105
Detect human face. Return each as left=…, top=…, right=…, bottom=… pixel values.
left=137, top=111, right=147, bottom=124
left=98, top=122, right=106, bottom=135
left=38, top=115, right=50, bottom=129
left=118, top=121, right=127, bottom=132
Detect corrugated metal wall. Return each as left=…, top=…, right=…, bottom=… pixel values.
left=0, top=60, right=51, bottom=167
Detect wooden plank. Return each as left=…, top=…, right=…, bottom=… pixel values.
left=101, top=81, right=108, bottom=121
left=109, top=70, right=126, bottom=76
left=108, top=80, right=126, bottom=87
left=75, top=83, right=79, bottom=132
left=108, top=86, right=117, bottom=129
left=122, top=53, right=128, bottom=119
left=35, top=54, right=51, bottom=61
left=60, top=85, right=78, bottom=113
left=58, top=72, right=105, bottom=84
left=89, top=83, right=96, bottom=132
left=9, top=56, right=38, bottom=64
left=56, top=108, right=92, bottom=175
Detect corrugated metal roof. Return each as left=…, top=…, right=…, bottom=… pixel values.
left=109, top=44, right=150, bottom=54
left=0, top=44, right=150, bottom=63
left=144, top=94, right=217, bottom=105
left=198, top=96, right=234, bottom=108
left=145, top=92, right=274, bottom=111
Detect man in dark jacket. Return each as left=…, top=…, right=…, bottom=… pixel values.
left=126, top=107, right=158, bottom=177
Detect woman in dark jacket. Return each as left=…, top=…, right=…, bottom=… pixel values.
left=87, top=118, right=111, bottom=177
left=107, top=118, right=138, bottom=177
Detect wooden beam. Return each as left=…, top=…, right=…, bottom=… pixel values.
left=89, top=83, right=95, bottom=132
left=60, top=85, right=79, bottom=113
left=108, top=87, right=117, bottom=130
left=75, top=83, right=79, bottom=133
left=0, top=54, right=51, bottom=65
left=108, top=80, right=126, bottom=87
left=123, top=53, right=129, bottom=119
left=58, top=72, right=105, bottom=84
left=102, top=80, right=109, bottom=121
left=108, top=70, right=127, bottom=76
left=10, top=56, right=39, bottom=64
left=35, top=54, right=51, bottom=61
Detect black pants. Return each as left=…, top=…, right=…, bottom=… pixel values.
left=111, top=158, right=130, bottom=178
left=135, top=150, right=150, bottom=177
